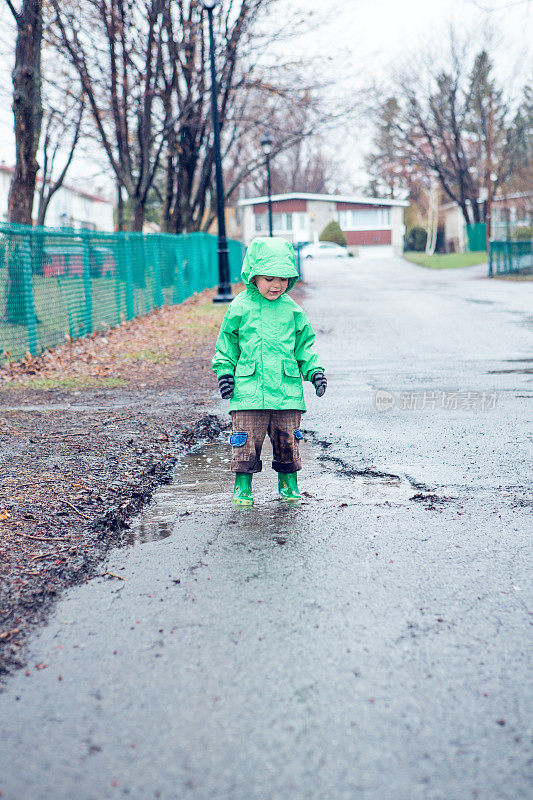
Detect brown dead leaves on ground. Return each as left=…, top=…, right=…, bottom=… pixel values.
left=0, top=286, right=235, bottom=389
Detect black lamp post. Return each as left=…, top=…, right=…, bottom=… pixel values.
left=261, top=133, right=273, bottom=237
left=202, top=0, right=232, bottom=303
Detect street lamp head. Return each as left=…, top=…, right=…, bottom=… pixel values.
left=261, top=133, right=273, bottom=157
left=201, top=0, right=218, bottom=9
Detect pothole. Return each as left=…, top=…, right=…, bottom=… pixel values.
left=409, top=492, right=456, bottom=510
left=126, top=440, right=414, bottom=544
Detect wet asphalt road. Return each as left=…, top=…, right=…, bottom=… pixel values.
left=1, top=257, right=532, bottom=800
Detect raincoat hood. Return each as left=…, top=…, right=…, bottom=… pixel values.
left=241, top=237, right=299, bottom=293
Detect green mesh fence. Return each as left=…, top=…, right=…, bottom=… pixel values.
left=489, top=239, right=533, bottom=277
left=0, top=223, right=244, bottom=363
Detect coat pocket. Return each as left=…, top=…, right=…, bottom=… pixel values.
left=282, top=360, right=302, bottom=398
left=234, top=360, right=258, bottom=397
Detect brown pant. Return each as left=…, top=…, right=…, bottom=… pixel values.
left=230, top=410, right=303, bottom=474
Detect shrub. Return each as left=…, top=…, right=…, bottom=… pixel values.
left=511, top=226, right=533, bottom=240
left=319, top=220, right=347, bottom=247
left=405, top=226, right=427, bottom=252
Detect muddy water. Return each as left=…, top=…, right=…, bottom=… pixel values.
left=126, top=438, right=413, bottom=544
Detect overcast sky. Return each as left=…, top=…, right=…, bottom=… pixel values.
left=0, top=0, right=531, bottom=196
left=295, top=0, right=531, bottom=78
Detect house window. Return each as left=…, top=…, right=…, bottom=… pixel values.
left=337, top=208, right=392, bottom=229
left=354, top=209, right=379, bottom=226
left=256, top=211, right=298, bottom=232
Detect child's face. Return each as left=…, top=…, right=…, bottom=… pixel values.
left=254, top=274, right=289, bottom=300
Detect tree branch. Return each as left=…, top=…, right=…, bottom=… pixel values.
left=4, top=0, right=20, bottom=22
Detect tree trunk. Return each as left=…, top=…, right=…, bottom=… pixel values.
left=7, top=0, right=43, bottom=225
left=116, top=183, right=124, bottom=231
left=5, top=0, right=43, bottom=326
left=471, top=196, right=481, bottom=224
left=162, top=153, right=174, bottom=233
left=132, top=196, right=145, bottom=232
left=458, top=201, right=472, bottom=227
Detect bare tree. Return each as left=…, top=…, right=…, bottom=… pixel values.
left=370, top=35, right=531, bottom=227
left=159, top=0, right=354, bottom=232
left=248, top=132, right=340, bottom=196
left=3, top=1, right=43, bottom=325
left=49, top=0, right=166, bottom=231
left=267, top=146, right=339, bottom=196
left=159, top=0, right=276, bottom=233
left=5, top=0, right=43, bottom=225
left=44, top=0, right=359, bottom=235
left=36, top=96, right=84, bottom=226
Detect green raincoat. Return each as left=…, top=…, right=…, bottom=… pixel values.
left=212, top=237, right=324, bottom=412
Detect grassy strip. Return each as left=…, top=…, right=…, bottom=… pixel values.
left=0, top=288, right=230, bottom=391
left=403, top=251, right=488, bottom=269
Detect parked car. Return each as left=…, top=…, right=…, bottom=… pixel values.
left=41, top=244, right=116, bottom=278
left=299, top=241, right=349, bottom=260
left=42, top=245, right=84, bottom=277
left=91, top=246, right=117, bottom=278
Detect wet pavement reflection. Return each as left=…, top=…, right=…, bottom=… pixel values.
left=126, top=438, right=413, bottom=545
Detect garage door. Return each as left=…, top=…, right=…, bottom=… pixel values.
left=356, top=245, right=394, bottom=259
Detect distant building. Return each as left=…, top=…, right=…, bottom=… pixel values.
left=441, top=191, right=533, bottom=252
left=0, top=164, right=114, bottom=231
left=238, top=192, right=408, bottom=257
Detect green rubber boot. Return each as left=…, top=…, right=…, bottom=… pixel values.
left=233, top=473, right=253, bottom=507
left=278, top=472, right=301, bottom=501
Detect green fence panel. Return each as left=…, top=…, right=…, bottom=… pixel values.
left=0, top=223, right=245, bottom=364
left=489, top=239, right=533, bottom=277
left=465, top=223, right=487, bottom=252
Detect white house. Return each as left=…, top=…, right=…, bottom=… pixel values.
left=238, top=192, right=408, bottom=257
left=0, top=164, right=115, bottom=230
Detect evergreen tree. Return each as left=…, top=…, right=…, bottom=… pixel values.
left=382, top=37, right=532, bottom=228
left=364, top=97, right=406, bottom=199
left=319, top=221, right=347, bottom=247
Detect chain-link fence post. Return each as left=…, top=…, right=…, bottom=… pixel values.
left=151, top=237, right=164, bottom=308
left=124, top=235, right=135, bottom=320
left=114, top=239, right=123, bottom=325
left=22, top=234, right=37, bottom=355
left=82, top=231, right=93, bottom=334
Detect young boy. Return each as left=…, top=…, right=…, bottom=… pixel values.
left=212, top=237, right=327, bottom=506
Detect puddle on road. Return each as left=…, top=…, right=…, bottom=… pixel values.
left=126, top=439, right=413, bottom=545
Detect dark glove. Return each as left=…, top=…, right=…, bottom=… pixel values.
left=311, top=371, right=327, bottom=397
left=218, top=374, right=234, bottom=399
